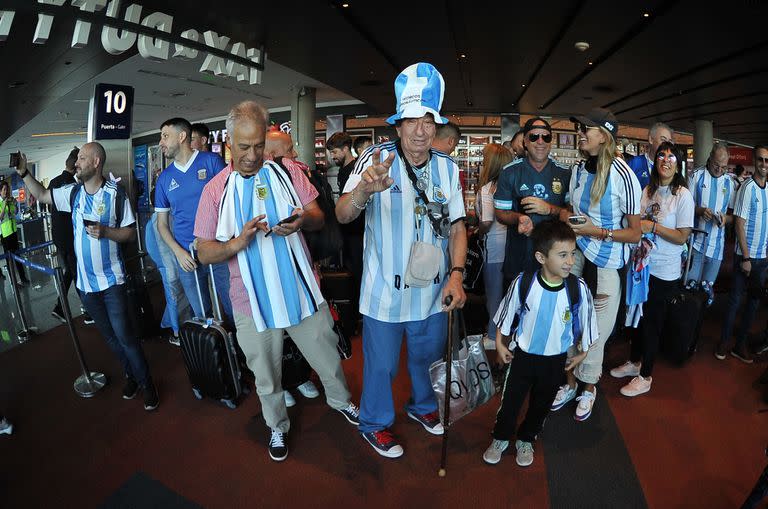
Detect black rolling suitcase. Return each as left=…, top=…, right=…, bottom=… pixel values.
left=179, top=250, right=242, bottom=409
left=661, top=229, right=708, bottom=363
left=320, top=269, right=357, bottom=338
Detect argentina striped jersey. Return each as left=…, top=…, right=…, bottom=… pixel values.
left=493, top=272, right=598, bottom=355
left=569, top=157, right=642, bottom=269
left=52, top=180, right=135, bottom=293
left=688, top=167, right=736, bottom=260
left=342, top=142, right=466, bottom=323
left=733, top=177, right=768, bottom=259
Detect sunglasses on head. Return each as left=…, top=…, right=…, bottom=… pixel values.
left=574, top=122, right=598, bottom=134
left=527, top=133, right=552, bottom=143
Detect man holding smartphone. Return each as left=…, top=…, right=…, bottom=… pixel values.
left=13, top=144, right=159, bottom=411
left=494, top=117, right=572, bottom=288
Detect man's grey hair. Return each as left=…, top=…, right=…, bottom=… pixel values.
left=710, top=141, right=730, bottom=158
left=225, top=101, right=269, bottom=137
left=649, top=121, right=673, bottom=139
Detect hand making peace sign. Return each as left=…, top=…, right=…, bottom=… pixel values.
left=357, top=148, right=395, bottom=195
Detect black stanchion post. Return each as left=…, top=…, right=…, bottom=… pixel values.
left=6, top=253, right=35, bottom=342
left=54, top=266, right=107, bottom=398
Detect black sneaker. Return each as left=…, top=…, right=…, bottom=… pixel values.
left=51, top=305, right=66, bottom=323
left=82, top=312, right=95, bottom=325
left=268, top=429, right=288, bottom=461
left=143, top=382, right=159, bottom=411
left=122, top=378, right=139, bottom=400
left=336, top=403, right=360, bottom=425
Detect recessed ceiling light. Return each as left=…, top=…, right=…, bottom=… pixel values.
left=588, top=61, right=593, bottom=65
left=522, top=84, right=526, bottom=88
left=643, top=12, right=650, bottom=17
left=342, top=2, right=349, bottom=7
left=460, top=54, right=466, bottom=58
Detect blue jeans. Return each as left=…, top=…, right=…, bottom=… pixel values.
left=358, top=312, right=447, bottom=433
left=483, top=262, right=505, bottom=339
left=720, top=255, right=768, bottom=348
left=687, top=248, right=723, bottom=284
left=79, top=284, right=150, bottom=385
left=177, top=260, right=233, bottom=329
left=145, top=214, right=191, bottom=334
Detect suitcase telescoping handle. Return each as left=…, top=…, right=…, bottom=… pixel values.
left=683, top=228, right=708, bottom=284
left=189, top=243, right=223, bottom=322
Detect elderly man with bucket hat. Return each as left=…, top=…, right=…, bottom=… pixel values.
left=336, top=62, right=468, bottom=459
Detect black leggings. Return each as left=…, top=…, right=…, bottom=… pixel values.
left=631, top=275, right=679, bottom=377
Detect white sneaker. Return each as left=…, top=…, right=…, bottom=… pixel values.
left=482, top=439, right=509, bottom=464
left=297, top=380, right=320, bottom=398
left=574, top=388, right=596, bottom=421
left=551, top=384, right=578, bottom=411
left=620, top=376, right=652, bottom=397
left=284, top=390, right=296, bottom=408
left=610, top=361, right=641, bottom=378
left=0, top=418, right=13, bottom=435
left=515, top=440, right=534, bottom=467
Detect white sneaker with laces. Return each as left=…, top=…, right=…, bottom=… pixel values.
left=610, top=361, right=641, bottom=378
left=620, top=376, right=652, bottom=397
left=574, top=388, right=596, bottom=421
left=284, top=390, right=296, bottom=408
left=482, top=439, right=509, bottom=464
left=515, top=440, right=534, bottom=467
left=551, top=384, right=578, bottom=411
left=297, top=380, right=320, bottom=398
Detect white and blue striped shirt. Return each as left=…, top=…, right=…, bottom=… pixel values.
left=688, top=167, right=736, bottom=260
left=52, top=180, right=135, bottom=293
left=343, top=142, right=465, bottom=323
left=494, top=272, right=598, bottom=355
left=569, top=157, right=642, bottom=269
left=733, top=178, right=768, bottom=259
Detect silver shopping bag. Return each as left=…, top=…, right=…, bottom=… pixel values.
left=430, top=332, right=495, bottom=426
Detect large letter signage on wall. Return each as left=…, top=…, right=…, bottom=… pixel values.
left=0, top=1, right=264, bottom=85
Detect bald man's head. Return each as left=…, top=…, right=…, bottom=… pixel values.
left=265, top=131, right=297, bottom=160
left=74, top=142, right=106, bottom=183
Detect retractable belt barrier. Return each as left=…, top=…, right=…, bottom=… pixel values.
left=6, top=242, right=106, bottom=398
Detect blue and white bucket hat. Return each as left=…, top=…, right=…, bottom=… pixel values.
left=386, top=63, right=448, bottom=125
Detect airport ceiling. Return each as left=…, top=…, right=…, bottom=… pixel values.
left=2, top=0, right=768, bottom=156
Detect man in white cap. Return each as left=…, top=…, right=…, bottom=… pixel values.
left=336, top=62, right=467, bottom=459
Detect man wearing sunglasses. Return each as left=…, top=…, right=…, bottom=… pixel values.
left=718, top=145, right=768, bottom=363
left=628, top=122, right=674, bottom=189
left=494, top=117, right=571, bottom=286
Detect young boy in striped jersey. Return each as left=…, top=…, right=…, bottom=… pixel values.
left=483, top=220, right=598, bottom=467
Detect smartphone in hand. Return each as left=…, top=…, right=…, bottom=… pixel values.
left=265, top=214, right=300, bottom=237
left=568, top=215, right=587, bottom=225
left=9, top=152, right=20, bottom=168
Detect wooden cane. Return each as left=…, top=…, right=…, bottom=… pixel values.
left=438, top=295, right=454, bottom=477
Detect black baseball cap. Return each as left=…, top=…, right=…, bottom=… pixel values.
left=570, top=108, right=618, bottom=138
left=522, top=117, right=552, bottom=134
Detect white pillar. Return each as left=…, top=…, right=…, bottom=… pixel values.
left=290, top=86, right=316, bottom=171
left=694, top=119, right=713, bottom=168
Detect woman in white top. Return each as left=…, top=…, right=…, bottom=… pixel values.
left=550, top=108, right=642, bottom=422
left=475, top=143, right=513, bottom=339
left=610, top=142, right=694, bottom=396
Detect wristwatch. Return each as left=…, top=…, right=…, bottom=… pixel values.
left=450, top=266, right=465, bottom=276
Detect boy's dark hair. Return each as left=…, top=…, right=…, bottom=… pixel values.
left=353, top=136, right=372, bottom=154
left=160, top=117, right=192, bottom=141
left=531, top=219, right=576, bottom=258
left=191, top=123, right=210, bottom=140
left=326, top=132, right=353, bottom=151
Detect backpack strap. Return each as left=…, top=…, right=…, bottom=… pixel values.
left=565, top=273, right=583, bottom=345
left=113, top=182, right=127, bottom=226
left=509, top=270, right=536, bottom=336
left=69, top=183, right=83, bottom=212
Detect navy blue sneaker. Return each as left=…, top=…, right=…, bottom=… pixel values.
left=361, top=429, right=404, bottom=458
